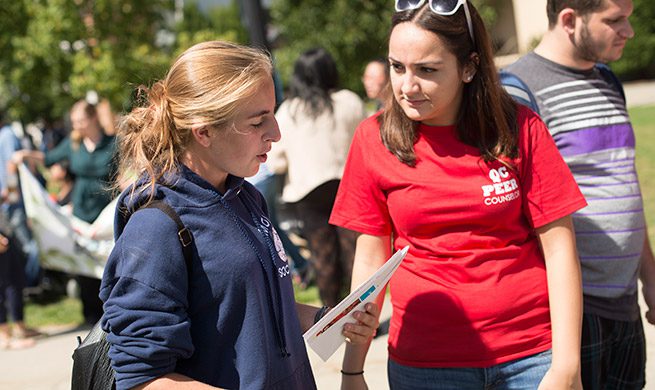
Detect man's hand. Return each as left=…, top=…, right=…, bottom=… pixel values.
left=0, top=234, right=9, bottom=254
left=642, top=282, right=655, bottom=325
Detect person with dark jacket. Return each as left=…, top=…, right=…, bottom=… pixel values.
left=99, top=41, right=379, bottom=390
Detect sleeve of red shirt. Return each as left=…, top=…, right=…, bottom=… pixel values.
left=329, top=117, right=392, bottom=236
left=517, top=106, right=587, bottom=228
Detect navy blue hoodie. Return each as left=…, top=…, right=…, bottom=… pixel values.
left=100, top=165, right=316, bottom=390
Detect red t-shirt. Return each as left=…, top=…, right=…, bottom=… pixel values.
left=330, top=106, right=586, bottom=367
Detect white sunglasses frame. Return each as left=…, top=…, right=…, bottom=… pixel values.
left=394, top=0, right=476, bottom=45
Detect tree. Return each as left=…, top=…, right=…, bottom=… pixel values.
left=612, top=0, right=655, bottom=79
left=269, top=0, right=497, bottom=95
left=0, top=0, right=248, bottom=125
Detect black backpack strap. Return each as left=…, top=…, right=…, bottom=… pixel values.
left=140, top=200, right=194, bottom=271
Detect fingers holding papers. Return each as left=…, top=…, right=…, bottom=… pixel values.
left=342, top=303, right=380, bottom=344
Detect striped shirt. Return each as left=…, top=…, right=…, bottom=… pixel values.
left=505, top=53, right=643, bottom=315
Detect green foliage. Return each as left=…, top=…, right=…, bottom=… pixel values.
left=270, top=0, right=394, bottom=95
left=611, top=0, right=655, bottom=80
left=270, top=0, right=499, bottom=95
left=0, top=0, right=247, bottom=124
left=173, top=0, right=248, bottom=60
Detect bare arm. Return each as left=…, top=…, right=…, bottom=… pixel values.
left=12, top=149, right=45, bottom=166
left=535, top=215, right=582, bottom=390
left=639, top=234, right=655, bottom=325
left=341, top=234, right=391, bottom=390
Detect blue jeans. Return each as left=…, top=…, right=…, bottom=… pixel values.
left=2, top=203, right=40, bottom=287
left=388, top=349, right=552, bottom=390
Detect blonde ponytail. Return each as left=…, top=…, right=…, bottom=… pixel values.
left=116, top=40, right=273, bottom=198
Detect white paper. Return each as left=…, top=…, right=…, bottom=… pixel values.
left=303, top=245, right=409, bottom=361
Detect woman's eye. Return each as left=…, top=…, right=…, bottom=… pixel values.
left=252, top=119, right=264, bottom=128
left=391, top=63, right=404, bottom=72
left=421, top=67, right=435, bottom=73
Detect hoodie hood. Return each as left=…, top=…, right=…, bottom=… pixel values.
left=113, top=164, right=244, bottom=240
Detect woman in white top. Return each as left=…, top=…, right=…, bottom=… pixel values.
left=268, top=47, right=366, bottom=306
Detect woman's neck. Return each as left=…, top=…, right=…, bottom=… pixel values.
left=82, top=127, right=103, bottom=152
left=181, top=150, right=228, bottom=193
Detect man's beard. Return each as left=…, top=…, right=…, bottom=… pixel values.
left=574, top=22, right=603, bottom=63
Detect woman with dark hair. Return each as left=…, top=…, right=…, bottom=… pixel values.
left=331, top=1, right=585, bottom=389
left=268, top=48, right=366, bottom=307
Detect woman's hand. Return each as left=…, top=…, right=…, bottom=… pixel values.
left=538, top=366, right=582, bottom=390
left=342, top=302, right=380, bottom=345
left=11, top=150, right=25, bottom=165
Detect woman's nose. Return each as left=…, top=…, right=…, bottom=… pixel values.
left=400, top=73, right=419, bottom=95
left=267, top=118, right=281, bottom=143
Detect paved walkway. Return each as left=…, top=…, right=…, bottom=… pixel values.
left=0, top=80, right=653, bottom=389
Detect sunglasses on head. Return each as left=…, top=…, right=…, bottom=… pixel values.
left=395, top=0, right=475, bottom=45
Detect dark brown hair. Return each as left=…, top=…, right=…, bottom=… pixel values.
left=379, top=3, right=518, bottom=167
left=546, top=0, right=606, bottom=27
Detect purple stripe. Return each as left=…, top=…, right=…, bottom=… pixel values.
left=575, top=227, right=645, bottom=235
left=571, top=165, right=635, bottom=175
left=553, top=123, right=635, bottom=157
left=586, top=194, right=641, bottom=201
left=580, top=253, right=641, bottom=260
left=575, top=208, right=643, bottom=216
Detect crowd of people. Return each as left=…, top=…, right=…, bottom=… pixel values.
left=0, top=0, right=653, bottom=389
left=0, top=98, right=118, bottom=349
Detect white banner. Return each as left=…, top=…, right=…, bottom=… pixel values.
left=18, top=164, right=116, bottom=279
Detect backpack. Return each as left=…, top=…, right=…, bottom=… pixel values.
left=500, top=63, right=626, bottom=115
left=499, top=70, right=541, bottom=115
left=70, top=200, right=193, bottom=390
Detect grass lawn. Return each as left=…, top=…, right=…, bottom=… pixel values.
left=25, top=104, right=655, bottom=328
left=632, top=105, right=655, bottom=243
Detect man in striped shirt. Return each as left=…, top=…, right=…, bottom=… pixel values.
left=504, top=0, right=655, bottom=388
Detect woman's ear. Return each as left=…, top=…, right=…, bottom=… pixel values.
left=462, top=53, right=479, bottom=83
left=190, top=125, right=212, bottom=148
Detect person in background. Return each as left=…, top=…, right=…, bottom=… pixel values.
left=502, top=0, right=655, bottom=388
left=361, top=58, right=390, bottom=113
left=48, top=161, right=75, bottom=208
left=0, top=222, right=38, bottom=349
left=13, top=100, right=117, bottom=325
left=100, top=40, right=379, bottom=390
left=331, top=1, right=586, bottom=388
left=39, top=117, right=66, bottom=153
left=268, top=47, right=367, bottom=307
left=0, top=113, right=40, bottom=348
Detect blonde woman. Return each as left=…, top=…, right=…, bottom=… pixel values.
left=99, top=41, right=378, bottom=390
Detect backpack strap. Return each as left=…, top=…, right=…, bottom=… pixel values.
left=499, top=70, right=541, bottom=115
left=140, top=200, right=193, bottom=270
left=595, top=63, right=626, bottom=103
